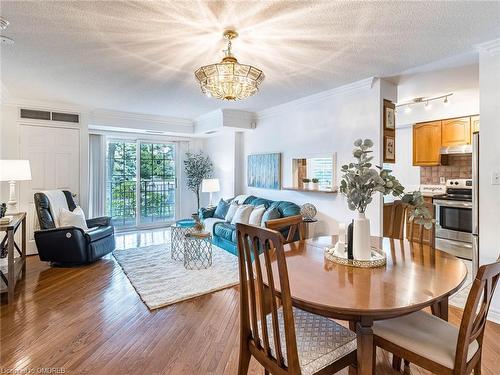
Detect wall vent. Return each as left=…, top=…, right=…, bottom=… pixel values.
left=20, top=109, right=51, bottom=120
left=20, top=108, right=80, bottom=123
left=51, top=112, right=79, bottom=123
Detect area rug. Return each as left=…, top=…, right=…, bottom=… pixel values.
left=113, top=244, right=239, bottom=310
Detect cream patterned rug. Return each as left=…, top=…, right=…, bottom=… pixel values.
left=113, top=244, right=240, bottom=310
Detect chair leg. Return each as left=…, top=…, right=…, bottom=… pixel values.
left=392, top=355, right=402, bottom=370
left=403, top=359, right=410, bottom=374
left=238, top=347, right=251, bottom=375
left=264, top=370, right=269, bottom=375
left=474, top=359, right=481, bottom=374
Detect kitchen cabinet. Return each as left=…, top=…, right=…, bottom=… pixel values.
left=413, top=121, right=442, bottom=166
left=471, top=115, right=480, bottom=133
left=441, top=117, right=471, bottom=146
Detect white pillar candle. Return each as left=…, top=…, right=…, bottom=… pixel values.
left=338, top=223, right=346, bottom=243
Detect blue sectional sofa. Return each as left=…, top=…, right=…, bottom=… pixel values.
left=199, top=195, right=301, bottom=256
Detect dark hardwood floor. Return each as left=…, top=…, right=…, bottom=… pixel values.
left=1, top=249, right=499, bottom=374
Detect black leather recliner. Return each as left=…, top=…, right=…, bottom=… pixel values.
left=34, top=190, right=115, bottom=266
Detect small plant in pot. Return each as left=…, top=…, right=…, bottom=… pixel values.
left=302, top=178, right=311, bottom=190
left=340, top=139, right=433, bottom=260
left=311, top=178, right=320, bottom=190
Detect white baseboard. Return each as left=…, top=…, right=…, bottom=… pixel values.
left=488, top=307, right=500, bottom=324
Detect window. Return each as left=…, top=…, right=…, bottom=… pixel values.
left=106, top=140, right=177, bottom=229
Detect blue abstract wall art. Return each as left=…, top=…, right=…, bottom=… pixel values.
left=247, top=153, right=282, bottom=190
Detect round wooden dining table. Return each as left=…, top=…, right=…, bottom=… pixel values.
left=259, top=235, right=468, bottom=375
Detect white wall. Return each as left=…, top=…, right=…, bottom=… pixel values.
left=478, top=46, right=500, bottom=322
left=237, top=78, right=395, bottom=237
left=201, top=130, right=238, bottom=206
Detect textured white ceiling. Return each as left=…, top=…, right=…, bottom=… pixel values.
left=1, top=1, right=499, bottom=119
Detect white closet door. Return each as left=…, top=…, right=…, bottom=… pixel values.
left=19, top=124, right=80, bottom=254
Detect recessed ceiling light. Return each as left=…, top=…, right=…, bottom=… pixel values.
left=0, top=16, right=14, bottom=45
left=0, top=35, right=14, bottom=45
left=0, top=17, right=9, bottom=31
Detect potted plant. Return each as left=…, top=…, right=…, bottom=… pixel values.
left=340, top=139, right=433, bottom=260
left=184, top=152, right=214, bottom=217
left=311, top=178, right=320, bottom=190
left=302, top=178, right=311, bottom=190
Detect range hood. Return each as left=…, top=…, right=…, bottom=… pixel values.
left=440, top=144, right=473, bottom=155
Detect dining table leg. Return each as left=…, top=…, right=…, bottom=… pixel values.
left=431, top=296, right=449, bottom=321
left=356, top=318, right=375, bottom=375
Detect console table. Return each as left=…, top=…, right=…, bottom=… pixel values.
left=0, top=212, right=27, bottom=304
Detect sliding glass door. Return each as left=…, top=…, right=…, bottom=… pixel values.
left=106, top=140, right=177, bottom=229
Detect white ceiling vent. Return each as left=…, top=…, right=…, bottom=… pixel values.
left=20, top=108, right=80, bottom=123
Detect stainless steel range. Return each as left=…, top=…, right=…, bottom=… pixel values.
left=433, top=179, right=473, bottom=259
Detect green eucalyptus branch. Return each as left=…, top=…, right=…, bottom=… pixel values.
left=340, top=139, right=434, bottom=229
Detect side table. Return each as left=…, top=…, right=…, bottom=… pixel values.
left=301, top=218, right=318, bottom=239
left=0, top=212, right=27, bottom=304
left=183, top=231, right=212, bottom=270
left=170, top=219, right=196, bottom=260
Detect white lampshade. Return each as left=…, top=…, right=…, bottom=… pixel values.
left=0, top=160, right=32, bottom=181
left=201, top=178, right=220, bottom=193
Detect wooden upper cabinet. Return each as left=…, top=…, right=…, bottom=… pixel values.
left=471, top=115, right=480, bottom=133
left=413, top=121, right=442, bottom=166
left=441, top=117, right=471, bottom=146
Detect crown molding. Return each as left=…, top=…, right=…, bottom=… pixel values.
left=257, top=77, right=376, bottom=120
left=476, top=38, right=500, bottom=57
left=1, top=96, right=87, bottom=113
left=90, top=108, right=193, bottom=128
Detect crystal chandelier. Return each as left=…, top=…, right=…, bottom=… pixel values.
left=194, top=30, right=265, bottom=101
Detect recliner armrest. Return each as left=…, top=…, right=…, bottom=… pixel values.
left=86, top=216, right=112, bottom=227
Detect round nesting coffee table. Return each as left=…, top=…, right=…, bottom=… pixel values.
left=171, top=219, right=196, bottom=260
left=183, top=231, right=213, bottom=270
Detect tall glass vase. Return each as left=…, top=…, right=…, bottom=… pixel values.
left=353, top=212, right=371, bottom=260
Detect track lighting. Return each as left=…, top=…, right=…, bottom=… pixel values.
left=396, top=93, right=453, bottom=112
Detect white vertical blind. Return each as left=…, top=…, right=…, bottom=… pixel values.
left=88, top=134, right=106, bottom=218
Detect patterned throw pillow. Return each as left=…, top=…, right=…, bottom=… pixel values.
left=213, top=199, right=230, bottom=219
left=261, top=207, right=281, bottom=226
left=231, top=205, right=254, bottom=225
left=248, top=205, right=266, bottom=226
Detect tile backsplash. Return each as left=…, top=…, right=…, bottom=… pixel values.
left=420, top=154, right=472, bottom=184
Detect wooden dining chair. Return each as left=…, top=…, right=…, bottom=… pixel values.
left=372, top=257, right=500, bottom=375
left=235, top=223, right=357, bottom=375
left=265, top=215, right=304, bottom=244
left=384, top=200, right=408, bottom=240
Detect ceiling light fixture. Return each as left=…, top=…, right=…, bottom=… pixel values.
left=0, top=16, right=14, bottom=45
left=194, top=30, right=265, bottom=101
left=396, top=93, right=453, bottom=112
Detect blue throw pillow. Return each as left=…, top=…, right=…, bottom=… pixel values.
left=261, top=207, right=280, bottom=226
left=214, top=198, right=231, bottom=219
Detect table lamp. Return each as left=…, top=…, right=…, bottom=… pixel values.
left=0, top=160, right=32, bottom=214
left=201, top=178, right=220, bottom=207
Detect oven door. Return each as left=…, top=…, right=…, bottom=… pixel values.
left=434, top=199, right=473, bottom=243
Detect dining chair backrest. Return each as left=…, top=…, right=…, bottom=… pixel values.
left=265, top=215, right=304, bottom=244
left=386, top=200, right=408, bottom=240
left=236, top=223, right=301, bottom=374
left=454, top=256, right=500, bottom=372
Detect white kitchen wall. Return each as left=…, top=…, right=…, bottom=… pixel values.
left=478, top=42, right=500, bottom=323
left=236, top=78, right=396, bottom=237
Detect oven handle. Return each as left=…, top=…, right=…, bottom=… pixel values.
left=433, top=199, right=473, bottom=209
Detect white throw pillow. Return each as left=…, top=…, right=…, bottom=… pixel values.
left=248, top=205, right=266, bottom=226
left=231, top=205, right=254, bottom=225
left=58, top=206, right=89, bottom=231
left=225, top=201, right=240, bottom=222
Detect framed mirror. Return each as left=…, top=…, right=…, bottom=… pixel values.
left=291, top=153, right=337, bottom=192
